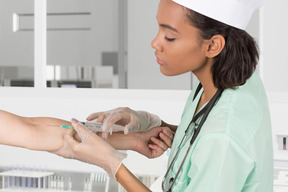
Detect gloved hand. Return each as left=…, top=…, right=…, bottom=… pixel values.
left=87, top=107, right=162, bottom=139
left=63, top=118, right=127, bottom=179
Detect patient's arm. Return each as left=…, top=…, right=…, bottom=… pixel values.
left=0, top=110, right=137, bottom=153
left=0, top=110, right=69, bottom=152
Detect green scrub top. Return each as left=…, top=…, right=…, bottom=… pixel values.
left=163, top=72, right=273, bottom=192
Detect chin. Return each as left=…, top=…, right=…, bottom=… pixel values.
left=160, top=68, right=180, bottom=76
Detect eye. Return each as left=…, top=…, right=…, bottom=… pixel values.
left=165, top=36, right=175, bottom=42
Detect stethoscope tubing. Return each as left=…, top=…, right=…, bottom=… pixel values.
left=161, top=85, right=223, bottom=192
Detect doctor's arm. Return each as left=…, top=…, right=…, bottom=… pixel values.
left=161, top=120, right=178, bottom=132
left=116, top=164, right=151, bottom=192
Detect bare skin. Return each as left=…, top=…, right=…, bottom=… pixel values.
left=0, top=110, right=68, bottom=152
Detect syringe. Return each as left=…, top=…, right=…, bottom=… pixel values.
left=60, top=120, right=125, bottom=133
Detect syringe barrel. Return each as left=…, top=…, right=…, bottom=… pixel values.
left=84, top=121, right=124, bottom=132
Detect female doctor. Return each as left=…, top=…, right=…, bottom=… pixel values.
left=63, top=0, right=273, bottom=191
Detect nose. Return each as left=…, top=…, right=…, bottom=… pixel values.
left=151, top=33, right=162, bottom=52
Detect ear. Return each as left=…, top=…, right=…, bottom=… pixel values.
left=205, top=35, right=225, bottom=58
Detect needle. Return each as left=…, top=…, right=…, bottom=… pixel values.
left=46, top=124, right=74, bottom=129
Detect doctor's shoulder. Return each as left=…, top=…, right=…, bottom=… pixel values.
left=213, top=73, right=269, bottom=136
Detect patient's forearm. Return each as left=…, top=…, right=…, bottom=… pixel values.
left=28, top=117, right=70, bottom=151
left=0, top=110, right=69, bottom=152
left=0, top=110, right=137, bottom=153
left=103, top=132, right=137, bottom=151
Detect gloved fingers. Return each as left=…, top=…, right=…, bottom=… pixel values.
left=63, top=129, right=79, bottom=159
left=71, top=118, right=95, bottom=142
left=101, top=132, right=109, bottom=140
left=96, top=114, right=107, bottom=123
left=102, top=109, right=127, bottom=132
left=86, top=112, right=103, bottom=121
left=91, top=109, right=127, bottom=139
left=150, top=136, right=168, bottom=151
left=74, top=132, right=82, bottom=142
left=86, top=107, right=123, bottom=122
left=123, top=120, right=138, bottom=134
left=123, top=124, right=130, bottom=135
left=64, top=129, right=78, bottom=146
left=86, top=111, right=112, bottom=121
left=122, top=110, right=142, bottom=134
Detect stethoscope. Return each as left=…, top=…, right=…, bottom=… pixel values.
left=162, top=83, right=223, bottom=192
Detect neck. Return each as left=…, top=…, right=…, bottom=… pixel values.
left=193, top=63, right=217, bottom=103
left=200, top=80, right=217, bottom=102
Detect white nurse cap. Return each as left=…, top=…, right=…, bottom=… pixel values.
left=172, top=0, right=266, bottom=30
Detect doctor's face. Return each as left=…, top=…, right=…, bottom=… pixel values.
left=151, top=0, right=209, bottom=76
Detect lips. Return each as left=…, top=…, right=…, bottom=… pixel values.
left=156, top=55, right=165, bottom=65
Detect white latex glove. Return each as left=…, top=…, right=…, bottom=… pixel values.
left=87, top=107, right=162, bottom=139
left=63, top=118, right=127, bottom=179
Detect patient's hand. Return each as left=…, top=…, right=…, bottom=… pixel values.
left=134, top=127, right=174, bottom=159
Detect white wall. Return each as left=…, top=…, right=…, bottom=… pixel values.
left=268, top=93, right=288, bottom=161
left=261, top=0, right=288, bottom=92
left=259, top=0, right=288, bottom=162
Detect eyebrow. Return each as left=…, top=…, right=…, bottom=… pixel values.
left=159, top=24, right=178, bottom=33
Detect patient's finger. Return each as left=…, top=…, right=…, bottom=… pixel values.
left=150, top=136, right=168, bottom=151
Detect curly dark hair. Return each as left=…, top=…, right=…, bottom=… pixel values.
left=184, top=9, right=259, bottom=89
